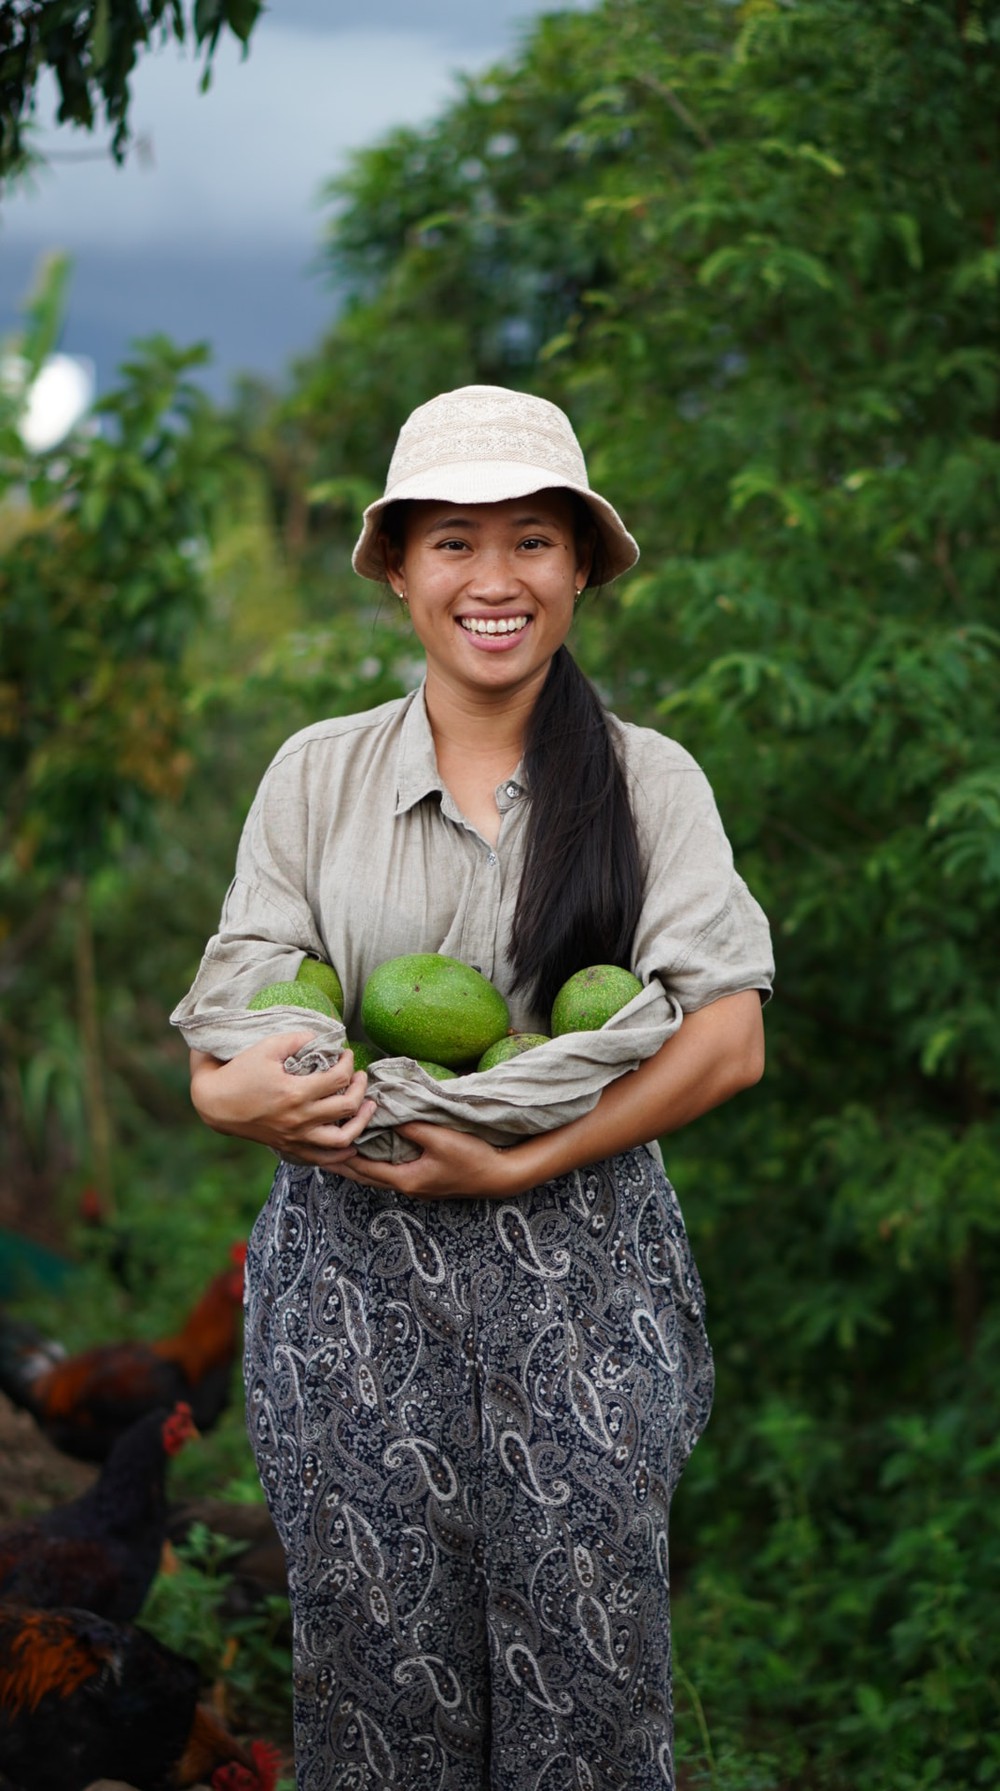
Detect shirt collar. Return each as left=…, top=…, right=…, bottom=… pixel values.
left=393, top=682, right=530, bottom=816
left=394, top=684, right=446, bottom=814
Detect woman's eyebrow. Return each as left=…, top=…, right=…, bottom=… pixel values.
left=425, top=513, right=554, bottom=534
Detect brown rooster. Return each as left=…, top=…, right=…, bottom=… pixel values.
left=0, top=1603, right=281, bottom=1791
left=0, top=1402, right=197, bottom=1621
left=0, top=1246, right=246, bottom=1462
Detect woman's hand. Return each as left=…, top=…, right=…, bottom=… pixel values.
left=189, top=1035, right=377, bottom=1170
left=336, top=1123, right=521, bottom=1201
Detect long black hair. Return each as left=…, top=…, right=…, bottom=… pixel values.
left=378, top=495, right=644, bottom=1016
left=510, top=643, right=643, bottom=1016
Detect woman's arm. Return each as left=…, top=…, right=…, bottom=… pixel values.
left=337, top=989, right=765, bottom=1201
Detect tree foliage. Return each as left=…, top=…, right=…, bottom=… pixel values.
left=0, top=0, right=262, bottom=175
left=1, top=256, right=228, bottom=883
left=0, top=253, right=232, bottom=1208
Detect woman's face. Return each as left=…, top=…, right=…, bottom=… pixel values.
left=385, top=490, right=592, bottom=704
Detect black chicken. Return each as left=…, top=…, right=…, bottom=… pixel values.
left=0, top=1603, right=281, bottom=1790
left=0, top=1402, right=197, bottom=1620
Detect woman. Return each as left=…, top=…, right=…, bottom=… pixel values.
left=179, top=385, right=773, bottom=1791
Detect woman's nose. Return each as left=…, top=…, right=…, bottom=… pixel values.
left=465, top=549, right=522, bottom=595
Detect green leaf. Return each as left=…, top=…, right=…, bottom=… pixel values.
left=891, top=211, right=923, bottom=271
left=224, top=0, right=262, bottom=44
left=193, top=0, right=223, bottom=40
left=90, top=0, right=112, bottom=71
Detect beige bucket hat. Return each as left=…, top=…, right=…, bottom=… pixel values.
left=352, top=384, right=639, bottom=586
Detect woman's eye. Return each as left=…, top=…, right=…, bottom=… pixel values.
left=519, top=536, right=547, bottom=550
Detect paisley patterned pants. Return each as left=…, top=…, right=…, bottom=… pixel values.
left=244, top=1147, right=713, bottom=1791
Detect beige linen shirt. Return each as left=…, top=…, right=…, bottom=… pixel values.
left=174, top=685, right=773, bottom=1042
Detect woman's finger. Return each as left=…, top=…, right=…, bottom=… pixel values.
left=315, top=1068, right=370, bottom=1107
left=307, top=1097, right=378, bottom=1149
left=291, top=1070, right=371, bottom=1129
left=337, top=1154, right=397, bottom=1185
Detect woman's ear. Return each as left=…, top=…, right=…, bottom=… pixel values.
left=575, top=530, right=596, bottom=593
left=382, top=538, right=405, bottom=594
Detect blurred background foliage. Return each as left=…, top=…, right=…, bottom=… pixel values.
left=1, top=0, right=998, bottom=1784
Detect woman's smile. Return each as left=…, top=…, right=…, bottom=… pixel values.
left=458, top=612, right=530, bottom=635
left=457, top=612, right=532, bottom=646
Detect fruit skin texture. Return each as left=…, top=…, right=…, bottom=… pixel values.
left=550, top=965, right=643, bottom=1035
left=477, top=1033, right=551, bottom=1072
left=346, top=1040, right=381, bottom=1072
left=361, top=954, right=510, bottom=1069
left=248, top=981, right=335, bottom=1017
left=416, top=1060, right=458, bottom=1081
left=295, top=957, right=344, bottom=1015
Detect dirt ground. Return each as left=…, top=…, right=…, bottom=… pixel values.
left=0, top=1391, right=97, bottom=1521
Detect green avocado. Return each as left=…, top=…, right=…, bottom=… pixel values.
left=294, top=957, right=344, bottom=1015
left=477, top=1032, right=551, bottom=1072
left=247, top=981, right=336, bottom=1017
left=361, top=953, right=509, bottom=1069
left=346, top=1040, right=381, bottom=1072
left=550, top=965, right=643, bottom=1035
left=416, top=1060, right=458, bottom=1081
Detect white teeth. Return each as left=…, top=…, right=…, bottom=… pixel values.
left=460, top=615, right=529, bottom=636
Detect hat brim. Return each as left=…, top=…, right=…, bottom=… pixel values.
left=351, top=460, right=639, bottom=586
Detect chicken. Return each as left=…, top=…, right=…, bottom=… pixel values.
left=0, top=1403, right=197, bottom=1621
left=0, top=1246, right=247, bottom=1462
left=0, top=1604, right=281, bottom=1791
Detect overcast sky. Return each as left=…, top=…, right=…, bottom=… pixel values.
left=0, top=0, right=584, bottom=397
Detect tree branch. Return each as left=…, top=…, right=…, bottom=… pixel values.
left=632, top=70, right=715, bottom=151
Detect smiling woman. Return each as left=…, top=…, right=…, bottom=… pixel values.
left=175, top=383, right=774, bottom=1791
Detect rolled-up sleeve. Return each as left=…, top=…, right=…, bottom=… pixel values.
left=171, top=754, right=327, bottom=1028
left=622, top=725, right=774, bottom=1012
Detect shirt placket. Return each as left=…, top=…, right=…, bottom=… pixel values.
left=447, top=779, right=525, bottom=987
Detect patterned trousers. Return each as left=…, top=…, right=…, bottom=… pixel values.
left=244, top=1147, right=713, bottom=1791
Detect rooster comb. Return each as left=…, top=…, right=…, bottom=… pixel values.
left=251, top=1740, right=282, bottom=1789
left=210, top=1740, right=282, bottom=1791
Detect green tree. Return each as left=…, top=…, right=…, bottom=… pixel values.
left=0, top=0, right=262, bottom=175
left=0, top=255, right=229, bottom=1201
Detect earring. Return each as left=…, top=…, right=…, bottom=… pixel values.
left=573, top=588, right=584, bottom=607
left=396, top=587, right=409, bottom=614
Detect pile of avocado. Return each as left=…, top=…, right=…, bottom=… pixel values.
left=248, top=953, right=643, bottom=1078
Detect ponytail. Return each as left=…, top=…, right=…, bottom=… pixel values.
left=510, top=646, right=643, bottom=1017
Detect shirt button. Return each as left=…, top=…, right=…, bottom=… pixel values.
left=488, top=852, right=497, bottom=866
